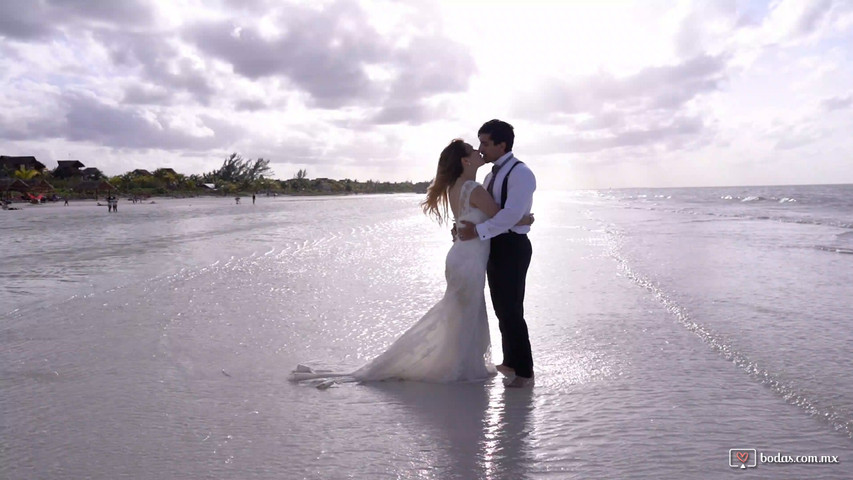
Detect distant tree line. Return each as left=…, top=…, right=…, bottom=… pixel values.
left=2, top=153, right=431, bottom=198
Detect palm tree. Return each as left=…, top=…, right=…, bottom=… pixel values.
left=12, top=166, right=40, bottom=181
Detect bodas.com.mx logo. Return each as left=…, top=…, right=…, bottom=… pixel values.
left=729, top=448, right=757, bottom=469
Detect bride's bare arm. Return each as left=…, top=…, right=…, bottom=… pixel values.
left=469, top=186, right=533, bottom=226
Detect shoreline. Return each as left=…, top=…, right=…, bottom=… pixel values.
left=3, top=191, right=422, bottom=210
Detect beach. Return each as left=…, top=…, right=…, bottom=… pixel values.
left=2, top=187, right=852, bottom=479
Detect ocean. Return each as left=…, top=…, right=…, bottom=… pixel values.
left=1, top=185, right=851, bottom=479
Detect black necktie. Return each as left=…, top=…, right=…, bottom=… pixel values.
left=487, top=157, right=510, bottom=195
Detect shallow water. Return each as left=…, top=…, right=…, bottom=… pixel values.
left=1, top=189, right=851, bottom=479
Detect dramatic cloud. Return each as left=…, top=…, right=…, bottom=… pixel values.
left=183, top=1, right=474, bottom=115
left=0, top=0, right=851, bottom=188
left=185, top=17, right=385, bottom=106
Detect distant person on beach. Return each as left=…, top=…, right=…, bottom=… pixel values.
left=235, top=197, right=241, bottom=205
left=252, top=193, right=256, bottom=205
left=64, top=198, right=68, bottom=206
left=291, top=137, right=534, bottom=387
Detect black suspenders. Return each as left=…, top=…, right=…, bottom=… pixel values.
left=500, top=161, right=524, bottom=208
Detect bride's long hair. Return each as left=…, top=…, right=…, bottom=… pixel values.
left=421, top=139, right=467, bottom=225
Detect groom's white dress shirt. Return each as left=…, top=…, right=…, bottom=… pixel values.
left=476, top=151, right=536, bottom=241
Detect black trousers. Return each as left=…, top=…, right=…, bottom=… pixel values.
left=487, top=232, right=533, bottom=378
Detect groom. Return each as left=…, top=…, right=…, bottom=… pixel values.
left=457, top=119, right=536, bottom=388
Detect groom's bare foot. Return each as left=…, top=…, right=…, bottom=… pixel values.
left=503, top=374, right=534, bottom=388
left=496, top=364, right=515, bottom=377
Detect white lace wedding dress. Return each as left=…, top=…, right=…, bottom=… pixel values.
left=291, top=180, right=496, bottom=385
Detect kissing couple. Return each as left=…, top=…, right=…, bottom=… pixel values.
left=291, top=119, right=537, bottom=388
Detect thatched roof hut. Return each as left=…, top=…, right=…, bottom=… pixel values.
left=0, top=156, right=46, bottom=173
left=0, top=178, right=29, bottom=191
left=53, top=160, right=86, bottom=179
left=81, top=167, right=103, bottom=179
left=0, top=178, right=30, bottom=201
left=58, top=160, right=85, bottom=168
left=27, top=178, right=55, bottom=193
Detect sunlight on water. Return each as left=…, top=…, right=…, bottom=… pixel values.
left=2, top=189, right=852, bottom=479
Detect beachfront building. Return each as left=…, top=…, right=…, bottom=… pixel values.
left=0, top=156, right=47, bottom=176
left=53, top=160, right=86, bottom=179
left=81, top=167, right=105, bottom=180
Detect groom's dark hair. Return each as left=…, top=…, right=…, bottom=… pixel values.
left=478, top=119, right=514, bottom=153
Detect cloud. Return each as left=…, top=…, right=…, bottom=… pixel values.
left=769, top=118, right=826, bottom=151
left=0, top=0, right=155, bottom=40
left=370, top=35, right=475, bottom=125
left=0, top=0, right=54, bottom=39
left=235, top=99, right=270, bottom=112
left=1, top=0, right=216, bottom=106
left=787, top=0, right=835, bottom=37
left=184, top=2, right=389, bottom=108
left=529, top=116, right=707, bottom=156
left=386, top=35, right=476, bottom=100
left=516, top=55, right=726, bottom=119
left=512, top=55, right=726, bottom=154
left=2, top=0, right=476, bottom=146
left=675, top=1, right=740, bottom=59
left=372, top=104, right=436, bottom=125
left=574, top=110, right=625, bottom=131
left=1, top=0, right=850, bottom=187
left=183, top=1, right=474, bottom=119
left=122, top=84, right=174, bottom=105
left=45, top=91, right=245, bottom=151
left=97, top=30, right=217, bottom=105
left=756, top=0, right=851, bottom=46
left=822, top=94, right=853, bottom=111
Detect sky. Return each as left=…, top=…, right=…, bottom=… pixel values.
left=1, top=0, right=852, bottom=190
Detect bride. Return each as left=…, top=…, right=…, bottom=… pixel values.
left=290, top=139, right=533, bottom=385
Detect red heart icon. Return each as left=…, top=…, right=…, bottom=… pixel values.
left=736, top=451, right=749, bottom=464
